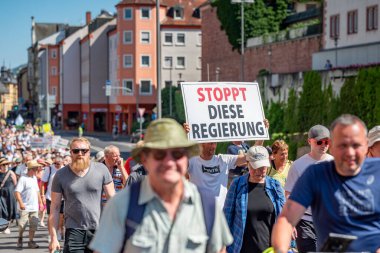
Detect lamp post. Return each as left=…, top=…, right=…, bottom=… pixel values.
left=232, top=0, right=254, bottom=82
left=169, top=66, right=172, bottom=116
left=334, top=36, right=339, bottom=68
left=156, top=0, right=162, bottom=119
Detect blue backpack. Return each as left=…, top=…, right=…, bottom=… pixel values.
left=119, top=181, right=215, bottom=253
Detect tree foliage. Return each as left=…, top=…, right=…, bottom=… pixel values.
left=212, top=0, right=289, bottom=50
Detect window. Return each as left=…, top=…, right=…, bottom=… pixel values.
left=197, top=57, right=201, bottom=69
left=330, top=15, right=340, bottom=38
left=140, top=80, right=152, bottom=94
left=124, top=8, right=133, bottom=20
left=51, top=66, right=57, bottom=76
left=123, top=54, right=133, bottom=68
left=51, top=49, right=57, bottom=59
left=141, top=55, right=150, bottom=67
left=123, top=31, right=133, bottom=44
left=164, top=33, right=173, bottom=44
left=164, top=56, right=173, bottom=68
left=197, top=33, right=202, bottom=46
left=122, top=79, right=133, bottom=95
left=141, top=7, right=150, bottom=19
left=141, top=31, right=150, bottom=43
left=174, top=7, right=184, bottom=19
left=176, top=33, right=185, bottom=45
left=367, top=5, right=378, bottom=31
left=347, top=10, right=358, bottom=34
left=176, top=56, right=185, bottom=68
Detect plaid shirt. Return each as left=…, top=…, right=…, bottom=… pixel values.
left=223, top=174, right=285, bottom=253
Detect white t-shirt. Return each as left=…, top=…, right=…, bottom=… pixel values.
left=41, top=165, right=58, bottom=200
left=285, top=153, right=334, bottom=221
left=15, top=175, right=40, bottom=212
left=188, top=154, right=237, bottom=208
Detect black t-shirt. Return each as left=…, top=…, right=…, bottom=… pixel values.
left=240, top=182, right=275, bottom=253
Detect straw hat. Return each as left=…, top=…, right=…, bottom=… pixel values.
left=27, top=160, right=44, bottom=170
left=131, top=118, right=199, bottom=162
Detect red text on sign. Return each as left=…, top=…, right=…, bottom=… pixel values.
left=197, top=87, right=247, bottom=102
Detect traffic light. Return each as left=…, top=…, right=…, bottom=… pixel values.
left=13, top=105, right=19, bottom=111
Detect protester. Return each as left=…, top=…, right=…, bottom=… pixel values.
left=49, top=137, right=115, bottom=253
left=284, top=125, right=334, bottom=253
left=41, top=156, right=65, bottom=240
left=367, top=125, right=380, bottom=157
left=14, top=160, right=45, bottom=249
left=15, top=154, right=33, bottom=179
left=103, top=145, right=128, bottom=199
left=272, top=114, right=380, bottom=252
left=0, top=158, right=17, bottom=234
left=90, top=118, right=233, bottom=253
left=267, top=140, right=292, bottom=188
left=227, top=141, right=250, bottom=178
left=224, top=146, right=285, bottom=253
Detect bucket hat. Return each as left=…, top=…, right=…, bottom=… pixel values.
left=131, top=118, right=199, bottom=162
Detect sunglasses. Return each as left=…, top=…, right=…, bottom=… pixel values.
left=149, top=149, right=187, bottom=161
left=71, top=149, right=90, bottom=154
left=316, top=139, right=330, bottom=146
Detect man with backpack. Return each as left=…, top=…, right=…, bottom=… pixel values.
left=90, top=118, right=233, bottom=253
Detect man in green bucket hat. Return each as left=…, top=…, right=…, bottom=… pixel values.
left=90, top=118, right=233, bottom=253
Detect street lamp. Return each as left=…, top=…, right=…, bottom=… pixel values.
left=231, top=0, right=254, bottom=82
left=333, top=36, right=339, bottom=68
left=169, top=65, right=172, bottom=116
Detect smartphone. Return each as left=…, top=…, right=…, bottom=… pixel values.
left=320, top=233, right=357, bottom=252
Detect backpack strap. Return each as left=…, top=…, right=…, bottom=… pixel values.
left=197, top=186, right=215, bottom=240
left=0, top=170, right=11, bottom=189
left=120, top=181, right=146, bottom=253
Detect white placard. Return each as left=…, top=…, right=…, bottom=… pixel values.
left=181, top=82, right=269, bottom=143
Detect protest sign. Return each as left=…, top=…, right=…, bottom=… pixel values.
left=31, top=136, right=53, bottom=149
left=181, top=82, right=269, bottom=142
left=53, top=136, right=69, bottom=149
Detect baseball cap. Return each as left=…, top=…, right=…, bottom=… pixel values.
left=246, top=146, right=270, bottom=169
left=308, top=125, right=330, bottom=141
left=368, top=126, right=380, bottom=147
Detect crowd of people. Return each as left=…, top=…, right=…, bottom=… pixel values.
left=0, top=114, right=380, bottom=253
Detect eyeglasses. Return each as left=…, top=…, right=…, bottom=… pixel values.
left=150, top=149, right=187, bottom=161
left=316, top=139, right=330, bottom=146
left=54, top=163, right=62, bottom=166
left=71, top=149, right=90, bottom=155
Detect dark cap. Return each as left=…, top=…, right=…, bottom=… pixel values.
left=308, top=125, right=330, bottom=141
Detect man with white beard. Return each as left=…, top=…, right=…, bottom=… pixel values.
left=48, top=137, right=115, bottom=253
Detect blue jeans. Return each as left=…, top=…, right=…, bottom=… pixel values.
left=64, top=228, right=95, bottom=253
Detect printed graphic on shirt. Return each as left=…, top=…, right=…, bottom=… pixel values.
left=335, top=188, right=375, bottom=217
left=202, top=165, right=221, bottom=174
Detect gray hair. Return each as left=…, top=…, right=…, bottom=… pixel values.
left=104, top=145, right=120, bottom=155
left=330, top=114, right=368, bottom=135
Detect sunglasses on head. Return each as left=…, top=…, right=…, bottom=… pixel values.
left=71, top=149, right=90, bottom=154
left=149, top=149, right=187, bottom=161
left=316, top=139, right=330, bottom=146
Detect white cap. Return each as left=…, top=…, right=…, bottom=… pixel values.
left=368, top=126, right=380, bottom=147
left=246, top=146, right=270, bottom=169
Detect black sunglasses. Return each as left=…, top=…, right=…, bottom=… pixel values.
left=316, top=139, right=330, bottom=146
left=150, top=149, right=187, bottom=161
left=71, top=149, right=90, bottom=154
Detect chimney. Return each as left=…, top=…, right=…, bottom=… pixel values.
left=86, top=11, right=91, bottom=25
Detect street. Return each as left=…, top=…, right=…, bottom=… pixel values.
left=0, top=130, right=135, bottom=252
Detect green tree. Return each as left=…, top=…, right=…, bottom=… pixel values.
left=266, top=100, right=284, bottom=135
left=339, top=77, right=358, bottom=115
left=284, top=88, right=298, bottom=133
left=297, top=71, right=323, bottom=132
left=212, top=0, right=289, bottom=50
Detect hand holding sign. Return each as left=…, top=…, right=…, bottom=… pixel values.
left=181, top=82, right=269, bottom=143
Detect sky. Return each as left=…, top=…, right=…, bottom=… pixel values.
left=0, top=0, right=120, bottom=70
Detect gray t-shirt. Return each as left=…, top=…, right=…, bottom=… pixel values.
left=51, top=161, right=113, bottom=229
left=285, top=153, right=334, bottom=221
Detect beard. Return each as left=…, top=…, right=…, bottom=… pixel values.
left=71, top=157, right=90, bottom=171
